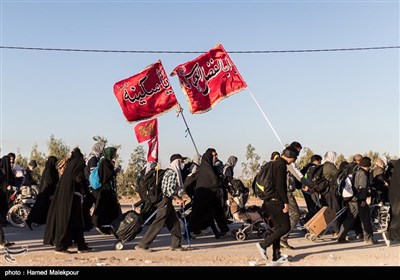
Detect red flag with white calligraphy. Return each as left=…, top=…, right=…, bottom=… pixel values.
left=114, top=60, right=178, bottom=122
left=170, top=43, right=247, bottom=114
left=134, top=118, right=158, bottom=143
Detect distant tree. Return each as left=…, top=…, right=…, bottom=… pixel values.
left=29, top=143, right=46, bottom=184
left=364, top=150, right=380, bottom=164
left=336, top=153, right=346, bottom=167
left=240, top=144, right=261, bottom=186
left=116, top=146, right=146, bottom=198
left=47, top=134, right=70, bottom=160
left=15, top=148, right=28, bottom=168
left=297, top=147, right=314, bottom=169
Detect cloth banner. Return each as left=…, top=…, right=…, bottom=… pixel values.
left=134, top=118, right=158, bottom=143
left=171, top=43, right=247, bottom=114
left=147, top=136, right=158, bottom=162
left=114, top=60, right=178, bottom=122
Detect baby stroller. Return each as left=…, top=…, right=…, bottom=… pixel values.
left=7, top=185, right=37, bottom=228
left=228, top=179, right=273, bottom=241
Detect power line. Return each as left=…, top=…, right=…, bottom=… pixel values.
left=0, top=45, right=399, bottom=54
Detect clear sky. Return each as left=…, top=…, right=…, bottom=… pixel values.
left=1, top=0, right=399, bottom=174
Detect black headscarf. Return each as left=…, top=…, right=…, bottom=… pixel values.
left=41, top=156, right=59, bottom=193
left=195, top=149, right=221, bottom=191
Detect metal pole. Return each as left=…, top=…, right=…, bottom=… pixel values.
left=176, top=104, right=200, bottom=156
left=246, top=88, right=285, bottom=148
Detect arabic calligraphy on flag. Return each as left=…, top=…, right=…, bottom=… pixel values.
left=171, top=43, right=247, bottom=114
left=114, top=60, right=178, bottom=122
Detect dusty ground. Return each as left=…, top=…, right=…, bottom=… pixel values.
left=0, top=197, right=399, bottom=269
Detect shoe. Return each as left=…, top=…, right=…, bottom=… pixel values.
left=170, top=246, right=188, bottom=251
left=337, top=238, right=349, bottom=243
left=280, top=240, right=294, bottom=250
left=55, top=249, right=72, bottom=255
left=77, top=246, right=95, bottom=253
left=382, top=232, right=391, bottom=247
left=0, top=241, right=15, bottom=248
left=364, top=238, right=378, bottom=245
left=332, top=232, right=339, bottom=239
left=216, top=231, right=232, bottom=239
left=135, top=245, right=152, bottom=252
left=271, top=255, right=289, bottom=266
left=356, top=234, right=364, bottom=240
left=256, top=242, right=267, bottom=261
left=277, top=254, right=288, bottom=259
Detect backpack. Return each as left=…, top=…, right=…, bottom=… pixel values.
left=336, top=164, right=358, bottom=202
left=137, top=168, right=166, bottom=204
left=305, top=164, right=329, bottom=194
left=89, top=164, right=102, bottom=190
left=252, top=161, right=274, bottom=200
left=229, top=179, right=248, bottom=197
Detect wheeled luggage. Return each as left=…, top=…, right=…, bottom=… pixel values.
left=304, top=206, right=347, bottom=241
left=110, top=208, right=158, bottom=250
left=304, top=206, right=335, bottom=240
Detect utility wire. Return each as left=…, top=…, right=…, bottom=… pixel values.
left=0, top=45, right=399, bottom=54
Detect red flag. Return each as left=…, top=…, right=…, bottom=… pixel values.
left=147, top=136, right=158, bottom=162
left=134, top=119, right=158, bottom=143
left=171, top=43, right=247, bottom=114
left=114, top=60, right=178, bottom=122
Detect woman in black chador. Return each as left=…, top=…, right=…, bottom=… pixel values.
left=187, top=148, right=230, bottom=238
left=43, top=148, right=93, bottom=254
left=26, top=156, right=59, bottom=229
left=92, top=147, right=121, bottom=234
left=386, top=159, right=400, bottom=243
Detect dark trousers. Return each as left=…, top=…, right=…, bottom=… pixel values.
left=0, top=223, right=5, bottom=243
left=138, top=197, right=181, bottom=249
left=281, top=192, right=300, bottom=242
left=260, top=200, right=290, bottom=260
left=338, top=201, right=373, bottom=241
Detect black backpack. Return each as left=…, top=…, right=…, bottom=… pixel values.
left=229, top=179, right=248, bottom=197
left=305, top=164, right=329, bottom=194
left=252, top=161, right=274, bottom=200
left=336, top=164, right=358, bottom=202
left=137, top=168, right=166, bottom=205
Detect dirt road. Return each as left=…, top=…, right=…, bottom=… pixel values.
left=0, top=201, right=399, bottom=268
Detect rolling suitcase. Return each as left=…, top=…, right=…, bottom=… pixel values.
left=304, top=206, right=335, bottom=240
left=110, top=208, right=158, bottom=250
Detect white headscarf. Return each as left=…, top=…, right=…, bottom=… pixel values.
left=189, top=154, right=201, bottom=174
left=322, top=151, right=337, bottom=165
left=379, top=156, right=388, bottom=167
left=169, top=158, right=184, bottom=190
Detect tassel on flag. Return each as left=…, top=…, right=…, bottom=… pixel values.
left=114, top=60, right=178, bottom=122
left=171, top=43, right=247, bottom=114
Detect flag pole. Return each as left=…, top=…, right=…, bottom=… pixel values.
left=246, top=88, right=285, bottom=148
left=176, top=104, right=200, bottom=156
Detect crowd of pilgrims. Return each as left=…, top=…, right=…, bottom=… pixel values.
left=0, top=141, right=399, bottom=260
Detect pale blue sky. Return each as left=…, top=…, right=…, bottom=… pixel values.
left=1, top=0, right=399, bottom=173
